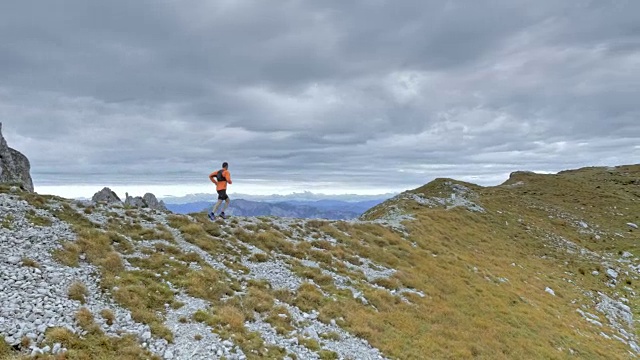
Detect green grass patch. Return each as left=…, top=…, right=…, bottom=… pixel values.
left=298, top=337, right=321, bottom=351
left=52, top=203, right=96, bottom=229
left=25, top=209, right=52, bottom=227
left=319, top=350, right=339, bottom=360
left=1, top=214, right=13, bottom=229
left=52, top=241, right=81, bottom=267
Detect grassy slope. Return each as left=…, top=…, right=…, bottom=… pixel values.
left=360, top=164, right=639, bottom=359
left=1, top=164, right=638, bottom=359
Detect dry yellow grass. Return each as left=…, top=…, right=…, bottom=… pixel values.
left=96, top=251, right=125, bottom=274
left=265, top=306, right=294, bottom=335
left=51, top=203, right=95, bottom=229
left=318, top=350, right=339, bottom=360
left=190, top=305, right=287, bottom=360
left=178, top=251, right=203, bottom=264
left=20, top=257, right=40, bottom=269
left=20, top=336, right=30, bottom=349
left=68, top=281, right=89, bottom=304
left=243, top=288, right=275, bottom=315
left=232, top=228, right=299, bottom=258
left=192, top=309, right=211, bottom=323
left=179, top=223, right=203, bottom=236
left=297, top=336, right=320, bottom=351
left=250, top=253, right=269, bottom=262
left=336, top=166, right=640, bottom=359
left=75, top=229, right=113, bottom=264
left=45, top=327, right=75, bottom=344
left=293, top=283, right=325, bottom=313
left=371, top=276, right=401, bottom=290
left=121, top=246, right=240, bottom=341
left=52, top=241, right=81, bottom=267
left=320, top=332, right=341, bottom=341
left=108, top=270, right=175, bottom=342
left=43, top=326, right=160, bottom=360
left=308, top=250, right=333, bottom=266
left=198, top=218, right=223, bottom=237
left=167, top=214, right=192, bottom=228
left=169, top=213, right=239, bottom=258
left=180, top=267, right=234, bottom=303
left=108, top=231, right=135, bottom=254
left=273, top=289, right=295, bottom=304
left=310, top=240, right=333, bottom=250
left=100, top=309, right=116, bottom=326
left=288, top=261, right=334, bottom=287
left=75, top=307, right=95, bottom=329
left=0, top=337, right=14, bottom=357
left=216, top=305, right=246, bottom=332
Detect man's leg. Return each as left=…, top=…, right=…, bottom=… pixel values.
left=218, top=197, right=231, bottom=219
left=222, top=198, right=230, bottom=212
left=212, top=199, right=223, bottom=214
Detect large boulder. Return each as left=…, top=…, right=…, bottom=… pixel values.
left=124, top=193, right=147, bottom=208
left=0, top=122, right=34, bottom=192
left=117, top=192, right=168, bottom=211
left=143, top=193, right=167, bottom=211
left=92, top=187, right=121, bottom=204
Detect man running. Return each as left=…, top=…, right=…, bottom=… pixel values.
left=208, top=162, right=232, bottom=220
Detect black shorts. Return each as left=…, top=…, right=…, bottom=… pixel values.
left=217, top=189, right=229, bottom=200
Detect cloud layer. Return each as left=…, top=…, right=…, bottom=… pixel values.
left=1, top=0, right=638, bottom=194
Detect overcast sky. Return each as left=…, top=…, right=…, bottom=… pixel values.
left=1, top=0, right=639, bottom=198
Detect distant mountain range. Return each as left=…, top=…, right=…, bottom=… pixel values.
left=165, top=198, right=389, bottom=219
left=162, top=191, right=396, bottom=204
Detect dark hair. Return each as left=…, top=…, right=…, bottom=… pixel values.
left=222, top=162, right=228, bottom=169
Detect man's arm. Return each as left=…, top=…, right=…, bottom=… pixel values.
left=209, top=171, right=218, bottom=185
left=226, top=171, right=232, bottom=185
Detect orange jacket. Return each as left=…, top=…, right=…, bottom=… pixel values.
left=209, top=169, right=232, bottom=191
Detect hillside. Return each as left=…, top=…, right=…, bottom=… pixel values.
left=1, top=164, right=639, bottom=359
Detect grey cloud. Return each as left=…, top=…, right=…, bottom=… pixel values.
left=0, top=0, right=638, bottom=192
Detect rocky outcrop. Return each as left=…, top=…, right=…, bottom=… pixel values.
left=0, top=122, right=34, bottom=192
left=124, top=192, right=167, bottom=211
left=125, top=193, right=147, bottom=208
left=90, top=189, right=167, bottom=211
left=143, top=193, right=167, bottom=211
left=91, top=187, right=121, bottom=204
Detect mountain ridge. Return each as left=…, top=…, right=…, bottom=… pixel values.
left=167, top=199, right=386, bottom=219
left=161, top=192, right=396, bottom=205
